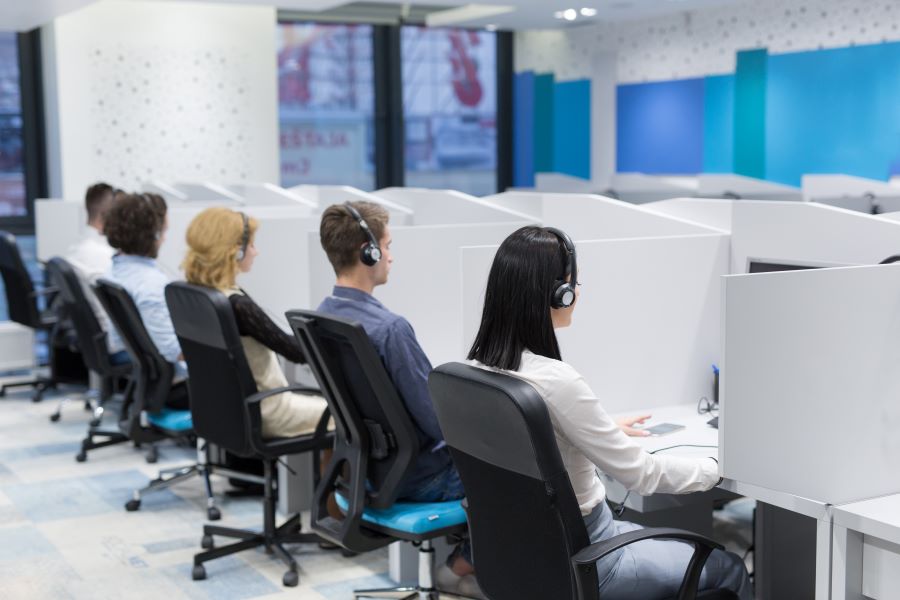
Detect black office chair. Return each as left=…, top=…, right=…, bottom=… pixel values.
left=166, top=282, right=331, bottom=587
left=287, top=309, right=473, bottom=600
left=428, top=363, right=739, bottom=600
left=44, top=258, right=132, bottom=423
left=93, top=279, right=223, bottom=520
left=0, top=231, right=78, bottom=401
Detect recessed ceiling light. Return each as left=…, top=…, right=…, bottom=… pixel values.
left=580, top=7, right=598, bottom=17
left=563, top=8, right=577, bottom=20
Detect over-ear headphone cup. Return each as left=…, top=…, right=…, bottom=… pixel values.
left=360, top=245, right=380, bottom=267
left=552, top=283, right=575, bottom=309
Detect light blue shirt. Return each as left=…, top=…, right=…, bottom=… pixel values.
left=106, top=254, right=186, bottom=378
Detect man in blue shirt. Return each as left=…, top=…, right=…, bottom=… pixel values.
left=317, top=202, right=480, bottom=594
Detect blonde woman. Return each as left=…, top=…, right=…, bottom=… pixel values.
left=182, top=207, right=327, bottom=439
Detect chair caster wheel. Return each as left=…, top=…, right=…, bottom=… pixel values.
left=75, top=451, right=87, bottom=462
left=201, top=534, right=214, bottom=549
left=340, top=548, right=359, bottom=558
left=192, top=565, right=206, bottom=581
left=49, top=413, right=60, bottom=422
left=282, top=571, right=299, bottom=587
left=145, top=448, right=158, bottom=464
left=125, top=499, right=141, bottom=512
left=89, top=418, right=100, bottom=427
left=207, top=507, right=221, bottom=521
left=32, top=392, right=43, bottom=403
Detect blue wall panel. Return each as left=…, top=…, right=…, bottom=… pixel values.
left=617, top=78, right=704, bottom=174
left=513, top=71, right=535, bottom=187
left=766, top=41, right=900, bottom=186
left=552, top=79, right=591, bottom=180
left=703, top=75, right=735, bottom=173
left=533, top=74, right=556, bottom=175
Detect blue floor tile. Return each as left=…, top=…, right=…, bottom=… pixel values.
left=162, top=555, right=281, bottom=600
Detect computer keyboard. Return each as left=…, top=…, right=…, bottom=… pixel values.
left=707, top=416, right=719, bottom=429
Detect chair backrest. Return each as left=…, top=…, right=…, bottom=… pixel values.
left=428, top=362, right=598, bottom=600
left=93, top=279, right=173, bottom=419
left=45, top=258, right=110, bottom=374
left=0, top=231, right=41, bottom=328
left=165, top=282, right=259, bottom=457
left=286, top=310, right=420, bottom=552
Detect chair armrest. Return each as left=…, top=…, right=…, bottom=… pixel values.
left=572, top=528, right=723, bottom=600
left=244, top=384, right=321, bottom=407
left=30, top=286, right=59, bottom=298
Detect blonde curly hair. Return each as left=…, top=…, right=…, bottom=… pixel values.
left=183, top=207, right=259, bottom=290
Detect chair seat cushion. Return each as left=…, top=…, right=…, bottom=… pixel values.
left=146, top=408, right=193, bottom=432
left=335, top=494, right=467, bottom=535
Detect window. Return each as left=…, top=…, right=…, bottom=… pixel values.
left=0, top=33, right=25, bottom=217
left=277, top=23, right=375, bottom=190
left=402, top=27, right=497, bottom=196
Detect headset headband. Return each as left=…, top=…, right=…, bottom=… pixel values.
left=236, top=211, right=250, bottom=261
left=545, top=226, right=578, bottom=287
left=343, top=203, right=382, bottom=266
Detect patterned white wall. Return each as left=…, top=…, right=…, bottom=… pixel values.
left=44, top=1, right=279, bottom=198
left=516, top=0, right=900, bottom=83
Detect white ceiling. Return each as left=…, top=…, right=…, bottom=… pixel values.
left=2, top=0, right=746, bottom=33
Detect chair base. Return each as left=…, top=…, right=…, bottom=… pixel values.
left=354, top=540, right=481, bottom=600
left=191, top=460, right=325, bottom=587
left=192, top=513, right=320, bottom=587
left=125, top=462, right=222, bottom=521
left=0, top=375, right=56, bottom=403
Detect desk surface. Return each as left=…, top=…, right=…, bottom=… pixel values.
left=833, top=494, right=900, bottom=546
left=610, top=403, right=831, bottom=520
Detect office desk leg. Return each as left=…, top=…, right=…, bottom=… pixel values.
left=756, top=502, right=819, bottom=600
left=831, top=525, right=864, bottom=600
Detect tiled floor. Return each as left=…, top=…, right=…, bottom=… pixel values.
left=0, top=385, right=390, bottom=600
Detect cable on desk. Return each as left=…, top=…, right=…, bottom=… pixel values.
left=609, top=445, right=719, bottom=518
left=697, top=395, right=718, bottom=416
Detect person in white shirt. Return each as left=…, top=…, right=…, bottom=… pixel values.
left=66, top=182, right=126, bottom=358
left=467, top=226, right=751, bottom=599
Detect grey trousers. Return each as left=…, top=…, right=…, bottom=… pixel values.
left=585, top=501, right=753, bottom=599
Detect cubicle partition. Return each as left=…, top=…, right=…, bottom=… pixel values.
left=35, top=198, right=85, bottom=262
left=721, top=264, right=900, bottom=505
left=142, top=180, right=189, bottom=203
left=373, top=187, right=533, bottom=226
left=307, top=221, right=533, bottom=368
left=173, top=182, right=245, bottom=204
left=696, top=174, right=802, bottom=201
left=228, top=182, right=317, bottom=210
left=290, top=184, right=415, bottom=225
left=802, top=174, right=900, bottom=214
left=648, top=199, right=900, bottom=271
left=607, top=172, right=698, bottom=204
left=461, top=232, right=729, bottom=414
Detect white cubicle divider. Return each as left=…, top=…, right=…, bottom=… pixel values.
left=142, top=180, right=189, bottom=203
left=308, top=221, right=532, bottom=367
left=644, top=198, right=733, bottom=233
left=373, top=187, right=534, bottom=226
left=608, top=173, right=698, bottom=204
left=462, top=233, right=728, bottom=414
left=534, top=172, right=597, bottom=193
left=228, top=182, right=317, bottom=211
left=35, top=198, right=85, bottom=262
left=291, top=184, right=414, bottom=225
left=697, top=174, right=802, bottom=201
left=802, top=174, right=900, bottom=213
left=174, top=182, right=245, bottom=204
left=480, top=192, right=718, bottom=240
left=648, top=199, right=900, bottom=272
left=721, top=264, right=900, bottom=505
left=158, top=205, right=319, bottom=323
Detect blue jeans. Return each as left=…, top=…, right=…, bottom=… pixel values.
left=585, top=501, right=752, bottom=599
left=400, top=466, right=471, bottom=565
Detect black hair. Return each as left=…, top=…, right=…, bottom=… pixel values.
left=467, top=226, right=572, bottom=371
left=85, top=182, right=114, bottom=223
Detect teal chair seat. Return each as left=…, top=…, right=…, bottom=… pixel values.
left=146, top=408, right=193, bottom=432
left=335, top=494, right=467, bottom=536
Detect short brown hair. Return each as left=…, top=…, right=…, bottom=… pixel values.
left=85, top=182, right=114, bottom=224
left=104, top=193, right=168, bottom=258
left=319, top=201, right=389, bottom=275
left=183, top=208, right=258, bottom=290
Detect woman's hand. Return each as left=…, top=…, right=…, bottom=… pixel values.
left=617, top=414, right=652, bottom=437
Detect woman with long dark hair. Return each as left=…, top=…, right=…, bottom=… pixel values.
left=468, top=226, right=751, bottom=599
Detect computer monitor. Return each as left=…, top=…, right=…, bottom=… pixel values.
left=746, top=258, right=848, bottom=274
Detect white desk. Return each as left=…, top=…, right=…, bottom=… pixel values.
left=832, top=494, right=900, bottom=600
left=607, top=403, right=832, bottom=600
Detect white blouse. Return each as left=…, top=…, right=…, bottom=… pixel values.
left=475, top=350, right=719, bottom=516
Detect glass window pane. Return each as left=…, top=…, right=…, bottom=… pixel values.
left=0, top=33, right=25, bottom=217
left=402, top=27, right=497, bottom=196
left=277, top=23, right=375, bottom=191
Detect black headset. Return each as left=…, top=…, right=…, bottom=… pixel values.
left=545, top=227, right=578, bottom=309
left=236, top=211, right=250, bottom=262
left=344, top=203, right=382, bottom=266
